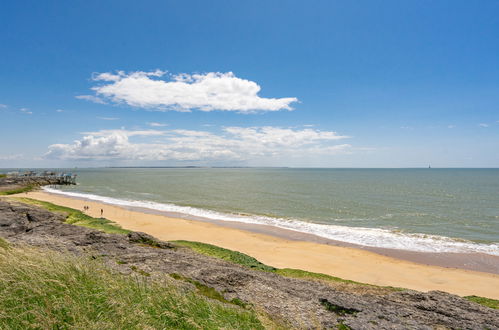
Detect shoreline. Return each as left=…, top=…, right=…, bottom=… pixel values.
left=126, top=205, right=499, bottom=275
left=10, top=190, right=499, bottom=299
left=39, top=187, right=499, bottom=275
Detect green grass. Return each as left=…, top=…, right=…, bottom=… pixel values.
left=275, top=268, right=362, bottom=285
left=0, top=174, right=6, bottom=178
left=175, top=241, right=499, bottom=312
left=0, top=185, right=34, bottom=195
left=0, top=237, right=9, bottom=250
left=173, top=240, right=277, bottom=272
left=173, top=240, right=399, bottom=290
left=0, top=241, right=265, bottom=329
left=465, top=295, right=499, bottom=309
left=8, top=199, right=498, bottom=313
left=14, top=198, right=130, bottom=235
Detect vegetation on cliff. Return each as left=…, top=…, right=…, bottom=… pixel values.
left=0, top=237, right=266, bottom=329
left=0, top=185, right=34, bottom=195
left=14, top=198, right=129, bottom=234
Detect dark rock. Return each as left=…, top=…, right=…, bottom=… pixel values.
left=127, top=231, right=174, bottom=249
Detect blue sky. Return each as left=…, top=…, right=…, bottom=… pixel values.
left=1, top=0, right=498, bottom=167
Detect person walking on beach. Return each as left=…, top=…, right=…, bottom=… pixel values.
left=100, top=209, right=103, bottom=217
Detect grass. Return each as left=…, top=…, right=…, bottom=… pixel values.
left=275, top=268, right=373, bottom=286
left=0, top=185, right=34, bottom=195
left=13, top=198, right=130, bottom=235
left=0, top=174, right=6, bottom=178
left=464, top=296, right=499, bottom=309
left=173, top=240, right=276, bottom=272
left=173, top=240, right=499, bottom=311
left=173, top=240, right=399, bottom=290
left=0, top=237, right=9, bottom=250
left=7, top=199, right=498, bottom=313
left=0, top=240, right=265, bottom=329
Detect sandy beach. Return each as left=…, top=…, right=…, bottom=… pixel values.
left=11, top=190, right=499, bottom=300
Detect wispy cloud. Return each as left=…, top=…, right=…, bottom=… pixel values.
left=56, top=109, right=64, bottom=113
left=81, top=70, right=298, bottom=113
left=97, top=117, right=119, bottom=121
left=0, top=154, right=23, bottom=160
left=0, top=104, right=7, bottom=109
left=76, top=95, right=106, bottom=104
left=19, top=108, right=32, bottom=115
left=479, top=123, right=489, bottom=128
left=44, top=126, right=351, bottom=162
left=148, top=122, right=168, bottom=127
left=447, top=125, right=456, bottom=129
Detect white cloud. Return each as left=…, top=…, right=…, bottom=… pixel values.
left=148, top=122, right=168, bottom=127
left=0, top=154, right=23, bottom=160
left=76, top=95, right=106, bottom=104
left=44, top=127, right=350, bottom=162
left=447, top=125, right=455, bottom=129
left=19, top=108, right=32, bottom=115
left=97, top=117, right=119, bottom=120
left=479, top=123, right=489, bottom=128
left=56, top=109, right=65, bottom=113
left=82, top=70, right=298, bottom=113
left=81, top=129, right=167, bottom=137
left=0, top=104, right=7, bottom=109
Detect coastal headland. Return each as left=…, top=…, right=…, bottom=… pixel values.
left=17, top=190, right=499, bottom=300
left=1, top=195, right=498, bottom=328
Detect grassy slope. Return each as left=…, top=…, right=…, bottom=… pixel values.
left=0, top=185, right=34, bottom=195
left=464, top=296, right=499, bottom=309
left=173, top=240, right=394, bottom=289
left=0, top=237, right=264, bottom=329
left=174, top=240, right=499, bottom=309
left=14, top=197, right=130, bottom=235
left=8, top=199, right=499, bottom=311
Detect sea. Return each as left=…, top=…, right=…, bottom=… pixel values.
left=13, top=168, right=499, bottom=256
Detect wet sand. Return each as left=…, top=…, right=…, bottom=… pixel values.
left=11, top=191, right=499, bottom=299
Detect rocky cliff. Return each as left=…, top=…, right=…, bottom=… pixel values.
left=0, top=199, right=497, bottom=329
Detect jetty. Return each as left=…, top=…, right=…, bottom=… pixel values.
left=0, top=171, right=77, bottom=194
left=4, top=171, right=77, bottom=185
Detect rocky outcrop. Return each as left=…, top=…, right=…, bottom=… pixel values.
left=0, top=199, right=497, bottom=329
left=0, top=176, right=69, bottom=193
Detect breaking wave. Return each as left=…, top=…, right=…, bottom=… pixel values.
left=43, top=187, right=499, bottom=256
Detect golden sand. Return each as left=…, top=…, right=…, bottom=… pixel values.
left=12, top=191, right=499, bottom=299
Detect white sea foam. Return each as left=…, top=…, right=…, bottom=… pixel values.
left=43, top=187, right=499, bottom=256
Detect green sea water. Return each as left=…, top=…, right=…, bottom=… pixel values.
left=30, top=168, right=499, bottom=254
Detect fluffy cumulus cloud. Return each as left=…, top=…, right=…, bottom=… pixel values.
left=44, top=127, right=350, bottom=162
left=79, top=70, right=298, bottom=113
